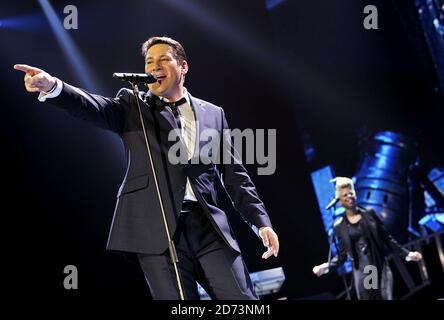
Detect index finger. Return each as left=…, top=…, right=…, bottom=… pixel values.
left=13, top=64, right=42, bottom=74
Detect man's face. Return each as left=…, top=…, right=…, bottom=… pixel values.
left=339, top=187, right=357, bottom=210
left=145, top=43, right=188, bottom=99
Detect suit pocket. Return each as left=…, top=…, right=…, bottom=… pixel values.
left=118, top=174, right=149, bottom=196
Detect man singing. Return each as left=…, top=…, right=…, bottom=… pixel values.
left=14, top=36, right=279, bottom=300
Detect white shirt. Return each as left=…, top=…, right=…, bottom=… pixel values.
left=38, top=78, right=63, bottom=101
left=160, top=88, right=197, bottom=202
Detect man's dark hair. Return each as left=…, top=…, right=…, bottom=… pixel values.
left=141, top=36, right=187, bottom=63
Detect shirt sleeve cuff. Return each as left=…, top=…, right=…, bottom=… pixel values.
left=38, top=78, right=63, bottom=102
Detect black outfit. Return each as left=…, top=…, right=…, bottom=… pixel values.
left=330, top=206, right=409, bottom=300
left=46, top=82, right=272, bottom=299
left=138, top=201, right=257, bottom=299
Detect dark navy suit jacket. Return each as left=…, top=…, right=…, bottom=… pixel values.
left=47, top=82, right=272, bottom=254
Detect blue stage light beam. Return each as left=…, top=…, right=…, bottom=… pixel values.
left=0, top=13, right=49, bottom=33
left=265, top=0, right=287, bottom=11
left=161, top=0, right=272, bottom=71
left=159, top=0, right=353, bottom=111
left=37, top=0, right=123, bottom=159
left=37, top=0, right=101, bottom=93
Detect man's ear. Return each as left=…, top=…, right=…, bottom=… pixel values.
left=181, top=60, right=189, bottom=75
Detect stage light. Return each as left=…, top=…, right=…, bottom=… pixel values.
left=266, top=0, right=287, bottom=11
left=251, top=267, right=286, bottom=296
left=197, top=267, right=286, bottom=299
left=37, top=0, right=101, bottom=92
left=355, top=131, right=416, bottom=240
left=428, top=166, right=444, bottom=197
left=0, top=13, right=48, bottom=32
left=419, top=212, right=444, bottom=233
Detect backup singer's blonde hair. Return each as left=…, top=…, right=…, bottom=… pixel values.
left=330, top=177, right=355, bottom=198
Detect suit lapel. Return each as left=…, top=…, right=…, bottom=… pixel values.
left=142, top=90, right=206, bottom=161
left=143, top=91, right=178, bottom=130
left=160, top=107, right=178, bottom=130
left=189, top=93, right=205, bottom=160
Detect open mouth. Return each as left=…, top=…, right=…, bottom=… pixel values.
left=156, top=75, right=166, bottom=84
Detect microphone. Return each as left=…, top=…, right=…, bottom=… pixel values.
left=113, top=72, right=157, bottom=84
left=325, top=197, right=339, bottom=210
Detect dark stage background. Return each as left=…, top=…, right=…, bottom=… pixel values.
left=1, top=0, right=443, bottom=301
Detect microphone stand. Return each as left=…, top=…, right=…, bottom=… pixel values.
left=327, top=205, right=351, bottom=300
left=129, top=82, right=185, bottom=300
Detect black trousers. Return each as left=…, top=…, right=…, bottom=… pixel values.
left=353, top=262, right=393, bottom=300
left=137, top=201, right=258, bottom=300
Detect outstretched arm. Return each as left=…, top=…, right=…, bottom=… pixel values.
left=370, top=210, right=422, bottom=261
left=14, top=64, right=128, bottom=133
left=313, top=229, right=347, bottom=276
